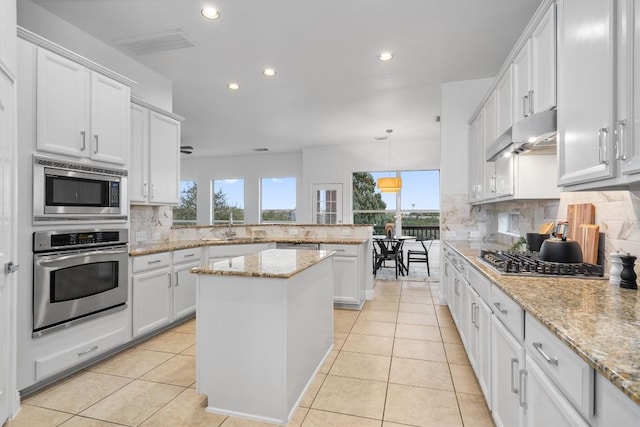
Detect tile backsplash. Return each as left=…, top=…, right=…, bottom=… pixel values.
left=130, top=205, right=173, bottom=243
left=441, top=190, right=640, bottom=273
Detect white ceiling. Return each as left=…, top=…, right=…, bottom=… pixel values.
left=31, top=0, right=542, bottom=158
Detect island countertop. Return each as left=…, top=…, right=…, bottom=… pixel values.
left=129, top=237, right=367, bottom=257
left=445, top=240, right=640, bottom=406
left=189, top=248, right=335, bottom=279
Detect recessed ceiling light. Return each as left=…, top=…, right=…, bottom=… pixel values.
left=201, top=7, right=220, bottom=20
left=253, top=148, right=269, bottom=152
left=262, top=68, right=276, bottom=77
left=378, top=52, right=393, bottom=61
left=227, top=83, right=239, bottom=90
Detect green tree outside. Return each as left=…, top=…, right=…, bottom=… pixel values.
left=352, top=172, right=393, bottom=226
left=173, top=181, right=197, bottom=224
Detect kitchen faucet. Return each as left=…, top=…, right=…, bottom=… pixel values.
left=224, top=208, right=236, bottom=239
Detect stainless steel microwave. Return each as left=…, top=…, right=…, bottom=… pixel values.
left=33, top=156, right=127, bottom=222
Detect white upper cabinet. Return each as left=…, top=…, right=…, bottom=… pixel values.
left=616, top=0, right=640, bottom=175
left=130, top=98, right=182, bottom=205
left=496, top=66, right=514, bottom=137
left=468, top=113, right=484, bottom=203
left=557, top=0, right=616, bottom=186
left=36, top=47, right=129, bottom=165
left=513, top=41, right=532, bottom=122
left=531, top=4, right=557, bottom=114
left=483, top=93, right=497, bottom=200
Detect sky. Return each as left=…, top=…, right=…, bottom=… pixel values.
left=180, top=170, right=440, bottom=212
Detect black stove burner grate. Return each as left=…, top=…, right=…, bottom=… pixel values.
left=479, top=250, right=604, bottom=277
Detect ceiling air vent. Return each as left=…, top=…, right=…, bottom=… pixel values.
left=114, top=29, right=195, bottom=56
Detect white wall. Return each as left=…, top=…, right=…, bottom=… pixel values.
left=17, top=0, right=173, bottom=110
left=181, top=152, right=303, bottom=224
left=301, top=139, right=437, bottom=223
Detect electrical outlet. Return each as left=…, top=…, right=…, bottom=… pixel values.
left=135, top=231, right=147, bottom=243
left=289, top=229, right=299, bottom=235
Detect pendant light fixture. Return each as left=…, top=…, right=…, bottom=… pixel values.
left=377, top=129, right=402, bottom=193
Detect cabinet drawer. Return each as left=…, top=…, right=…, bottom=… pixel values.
left=490, top=285, right=524, bottom=341
left=35, top=327, right=126, bottom=381
left=173, top=247, right=201, bottom=264
left=132, top=252, right=171, bottom=273
left=467, top=266, right=490, bottom=303
left=525, top=314, right=594, bottom=418
left=321, top=244, right=358, bottom=257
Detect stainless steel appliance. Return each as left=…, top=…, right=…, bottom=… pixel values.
left=33, top=156, right=127, bottom=222
left=478, top=250, right=604, bottom=278
left=33, top=228, right=128, bottom=337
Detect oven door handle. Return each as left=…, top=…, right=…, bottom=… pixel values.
left=36, top=248, right=128, bottom=264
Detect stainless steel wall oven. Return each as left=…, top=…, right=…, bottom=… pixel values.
left=33, top=229, right=128, bottom=337
left=33, top=156, right=127, bottom=222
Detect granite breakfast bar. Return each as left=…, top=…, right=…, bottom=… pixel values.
left=190, top=248, right=335, bottom=425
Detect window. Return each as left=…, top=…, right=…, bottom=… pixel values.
left=173, top=180, right=197, bottom=226
left=353, top=170, right=440, bottom=239
left=261, top=177, right=296, bottom=223
left=212, top=179, right=244, bottom=224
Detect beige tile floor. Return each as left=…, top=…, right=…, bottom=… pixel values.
left=5, top=279, right=494, bottom=427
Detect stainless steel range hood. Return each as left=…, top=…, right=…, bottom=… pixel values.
left=486, top=109, right=557, bottom=162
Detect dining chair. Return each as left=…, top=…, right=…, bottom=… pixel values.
left=373, top=239, right=401, bottom=279
left=406, top=237, right=433, bottom=276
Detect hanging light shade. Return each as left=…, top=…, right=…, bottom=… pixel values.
left=377, top=177, right=402, bottom=193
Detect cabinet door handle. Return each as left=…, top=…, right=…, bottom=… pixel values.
left=183, top=253, right=196, bottom=258
left=519, top=369, right=528, bottom=409
left=474, top=305, right=480, bottom=329
left=168, top=273, right=172, bottom=288
left=454, top=278, right=460, bottom=296
left=175, top=272, right=179, bottom=286
left=510, top=358, right=519, bottom=393
left=94, top=134, right=99, bottom=154
left=598, top=127, right=609, bottom=165
left=533, top=342, right=558, bottom=365
left=77, top=345, right=98, bottom=356
left=493, top=302, right=508, bottom=314
left=147, top=259, right=162, bottom=265
left=80, top=130, right=86, bottom=151
left=470, top=302, right=476, bottom=324
left=616, top=119, right=627, bottom=160
left=523, top=95, right=529, bottom=118
left=151, top=184, right=156, bottom=199
left=143, top=183, right=148, bottom=197
left=528, top=89, right=534, bottom=115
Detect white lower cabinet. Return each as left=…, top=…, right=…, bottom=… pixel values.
left=593, top=369, right=640, bottom=427
left=173, top=264, right=198, bottom=319
left=132, top=268, right=172, bottom=337
left=132, top=248, right=201, bottom=337
left=491, top=315, right=525, bottom=427
left=320, top=243, right=365, bottom=308
left=523, top=354, right=590, bottom=427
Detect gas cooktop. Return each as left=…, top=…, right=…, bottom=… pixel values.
left=478, top=250, right=605, bottom=278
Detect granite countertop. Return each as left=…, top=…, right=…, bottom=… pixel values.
left=129, top=237, right=368, bottom=257
left=190, top=248, right=335, bottom=279
left=445, top=240, right=640, bottom=405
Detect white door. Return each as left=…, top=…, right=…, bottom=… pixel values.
left=491, top=316, right=525, bottom=427
left=90, top=72, right=129, bottom=165
left=513, top=41, right=532, bottom=122
left=129, top=103, right=149, bottom=202
left=0, top=39, right=18, bottom=426
left=557, top=0, right=616, bottom=185
left=173, top=262, right=198, bottom=319
left=148, top=111, right=180, bottom=204
left=531, top=3, right=557, bottom=113
left=312, top=184, right=342, bottom=224
left=483, top=94, right=497, bottom=200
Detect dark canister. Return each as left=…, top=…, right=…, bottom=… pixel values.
left=525, top=233, right=550, bottom=252
left=619, top=254, right=637, bottom=290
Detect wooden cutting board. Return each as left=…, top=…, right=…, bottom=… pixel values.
left=577, top=224, right=599, bottom=264
left=566, top=203, right=595, bottom=240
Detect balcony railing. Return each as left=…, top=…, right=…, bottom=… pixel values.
left=373, top=225, right=440, bottom=240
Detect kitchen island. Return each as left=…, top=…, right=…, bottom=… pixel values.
left=190, top=248, right=335, bottom=425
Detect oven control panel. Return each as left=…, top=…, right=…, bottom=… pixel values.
left=34, top=229, right=128, bottom=252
